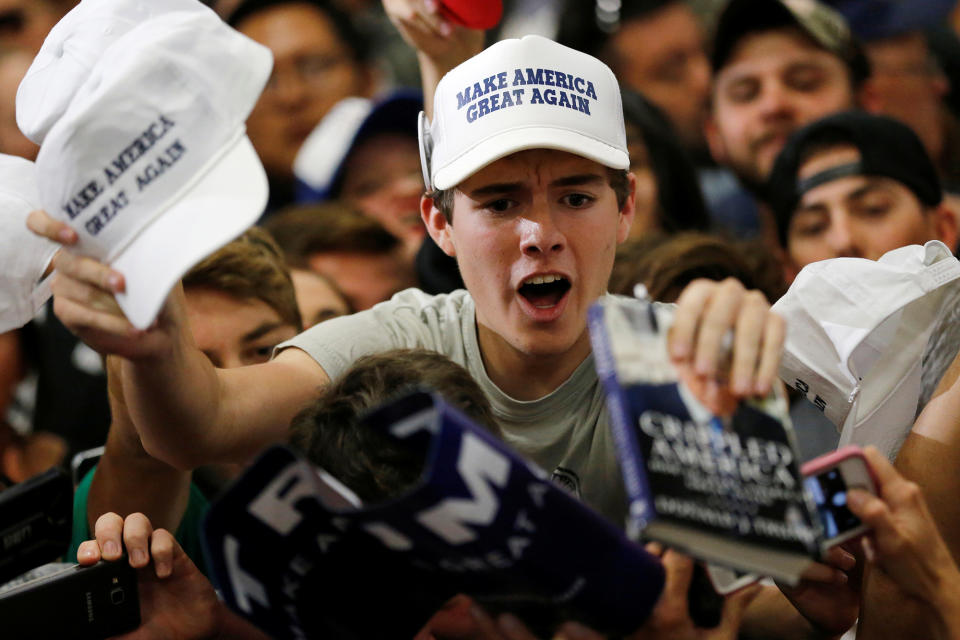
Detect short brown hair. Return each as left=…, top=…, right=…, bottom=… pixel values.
left=428, top=168, right=631, bottom=223
left=289, top=349, right=500, bottom=502
left=261, top=202, right=400, bottom=268
left=183, top=227, right=303, bottom=331
left=609, top=232, right=786, bottom=303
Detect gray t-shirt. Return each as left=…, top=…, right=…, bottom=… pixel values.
left=278, top=288, right=628, bottom=526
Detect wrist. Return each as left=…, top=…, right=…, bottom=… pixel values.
left=931, top=567, right=960, bottom=638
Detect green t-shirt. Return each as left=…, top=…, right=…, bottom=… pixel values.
left=68, top=465, right=211, bottom=576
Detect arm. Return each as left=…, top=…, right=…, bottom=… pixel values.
left=118, top=288, right=326, bottom=468
left=858, top=348, right=960, bottom=638
left=383, top=0, right=484, bottom=119
left=850, top=446, right=960, bottom=640
left=86, top=356, right=191, bottom=535
left=27, top=210, right=328, bottom=470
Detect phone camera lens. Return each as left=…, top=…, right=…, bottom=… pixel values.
left=110, top=587, right=125, bottom=605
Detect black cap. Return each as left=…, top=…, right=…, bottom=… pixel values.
left=712, top=0, right=870, bottom=85
left=766, top=111, right=943, bottom=245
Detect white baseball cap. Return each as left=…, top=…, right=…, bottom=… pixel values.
left=32, top=10, right=272, bottom=329
left=419, top=34, right=628, bottom=191
left=16, top=0, right=214, bottom=146
left=0, top=155, right=58, bottom=333
left=773, top=241, right=960, bottom=459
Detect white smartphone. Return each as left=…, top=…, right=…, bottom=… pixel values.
left=801, top=446, right=878, bottom=553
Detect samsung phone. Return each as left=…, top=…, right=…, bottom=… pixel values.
left=0, top=560, right=140, bottom=639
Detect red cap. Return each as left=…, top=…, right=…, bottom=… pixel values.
left=439, top=0, right=502, bottom=30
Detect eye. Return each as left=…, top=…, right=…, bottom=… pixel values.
left=726, top=78, right=759, bottom=103
left=483, top=198, right=516, bottom=213
left=785, top=66, right=825, bottom=92
left=562, top=193, right=594, bottom=208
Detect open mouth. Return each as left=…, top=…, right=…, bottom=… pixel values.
left=518, top=274, right=571, bottom=309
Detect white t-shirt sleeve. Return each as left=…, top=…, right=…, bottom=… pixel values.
left=275, top=288, right=471, bottom=381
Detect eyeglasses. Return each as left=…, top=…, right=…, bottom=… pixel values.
left=262, top=53, right=353, bottom=94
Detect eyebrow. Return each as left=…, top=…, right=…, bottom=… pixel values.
left=466, top=173, right=606, bottom=198
left=242, top=321, right=288, bottom=343
left=845, top=182, right=890, bottom=202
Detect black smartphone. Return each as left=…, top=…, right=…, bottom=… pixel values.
left=0, top=560, right=140, bottom=639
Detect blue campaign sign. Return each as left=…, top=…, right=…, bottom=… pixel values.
left=203, top=391, right=664, bottom=639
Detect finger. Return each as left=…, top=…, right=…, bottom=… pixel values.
left=645, top=541, right=664, bottom=556
left=670, top=279, right=717, bottom=360
left=52, top=271, right=124, bottom=315
left=730, top=290, right=767, bottom=395
left=150, top=528, right=175, bottom=579
left=693, top=279, right=745, bottom=377
left=754, top=311, right=785, bottom=395
left=26, top=209, right=77, bottom=244
left=556, top=621, right=606, bottom=640
left=122, top=513, right=154, bottom=569
left=94, top=512, right=125, bottom=561
left=717, top=583, right=762, bottom=634
left=662, top=550, right=696, bottom=601
left=822, top=545, right=857, bottom=572
left=860, top=446, right=898, bottom=494
left=796, top=560, right=847, bottom=585
left=496, top=613, right=540, bottom=640
left=467, top=605, right=507, bottom=640
left=53, top=250, right=125, bottom=294
left=53, top=295, right=140, bottom=338
left=77, top=540, right=101, bottom=565
left=846, top=488, right=895, bottom=533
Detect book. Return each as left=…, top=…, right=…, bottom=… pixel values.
left=202, top=391, right=665, bottom=639
left=588, top=297, right=825, bottom=585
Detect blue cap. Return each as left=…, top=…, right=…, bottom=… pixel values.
left=294, top=90, right=423, bottom=203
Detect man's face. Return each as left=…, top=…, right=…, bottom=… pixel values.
left=865, top=32, right=948, bottom=163
left=307, top=250, right=415, bottom=311
left=787, top=144, right=947, bottom=268
left=427, top=150, right=634, bottom=365
left=609, top=3, right=710, bottom=151
left=0, top=50, right=38, bottom=160
left=238, top=3, right=371, bottom=182
left=707, top=28, right=856, bottom=185
left=289, top=268, right=350, bottom=328
left=340, top=132, right=426, bottom=250
left=185, top=287, right=299, bottom=369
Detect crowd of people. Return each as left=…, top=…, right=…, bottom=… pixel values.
left=3, top=0, right=960, bottom=638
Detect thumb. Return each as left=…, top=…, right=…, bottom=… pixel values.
left=713, top=583, right=762, bottom=637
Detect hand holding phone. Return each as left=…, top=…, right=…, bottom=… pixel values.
left=802, top=446, right=878, bottom=555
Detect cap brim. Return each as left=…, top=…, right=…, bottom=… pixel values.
left=111, top=133, right=267, bottom=329
left=432, top=127, right=629, bottom=190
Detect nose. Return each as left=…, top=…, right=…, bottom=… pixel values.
left=518, top=202, right=565, bottom=256
left=268, top=67, right=308, bottom=108
left=825, top=213, right=858, bottom=258
left=757, top=80, right=794, bottom=120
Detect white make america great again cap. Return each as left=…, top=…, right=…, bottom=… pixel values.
left=32, top=9, right=272, bottom=329
left=419, top=35, right=629, bottom=191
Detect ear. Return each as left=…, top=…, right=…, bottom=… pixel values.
left=932, top=200, right=959, bottom=252
left=422, top=194, right=457, bottom=258
left=703, top=112, right=728, bottom=166
left=780, top=245, right=802, bottom=286
left=617, top=172, right=638, bottom=244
